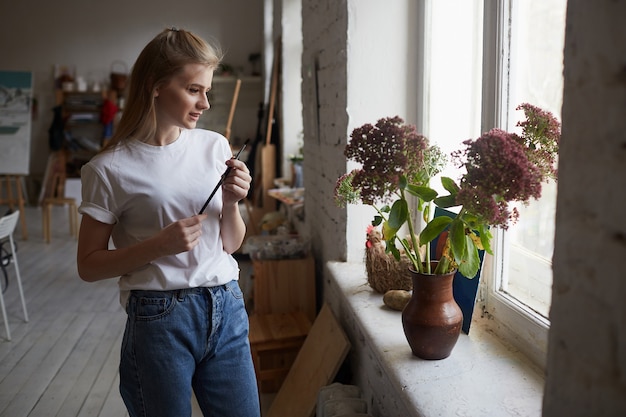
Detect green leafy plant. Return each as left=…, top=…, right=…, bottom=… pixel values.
left=334, top=104, right=560, bottom=278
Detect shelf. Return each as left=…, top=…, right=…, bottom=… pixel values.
left=55, top=89, right=109, bottom=178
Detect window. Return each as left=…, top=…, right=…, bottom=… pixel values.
left=495, top=0, right=565, bottom=319
left=483, top=0, right=565, bottom=368
left=422, top=0, right=483, bottom=191
left=423, top=0, right=566, bottom=368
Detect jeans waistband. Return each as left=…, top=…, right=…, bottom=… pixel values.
left=129, top=284, right=232, bottom=299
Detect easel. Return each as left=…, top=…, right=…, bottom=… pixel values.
left=244, top=40, right=281, bottom=235
left=250, top=39, right=280, bottom=213
left=0, top=175, right=28, bottom=239
left=224, top=78, right=242, bottom=141
left=261, top=41, right=280, bottom=212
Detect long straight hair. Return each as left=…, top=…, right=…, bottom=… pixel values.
left=103, top=28, right=222, bottom=150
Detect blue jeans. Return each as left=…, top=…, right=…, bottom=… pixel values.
left=119, top=281, right=260, bottom=417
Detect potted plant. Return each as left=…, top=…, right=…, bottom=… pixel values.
left=334, top=104, right=560, bottom=359
left=288, top=140, right=304, bottom=188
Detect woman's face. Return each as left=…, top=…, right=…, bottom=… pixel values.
left=154, top=63, right=214, bottom=130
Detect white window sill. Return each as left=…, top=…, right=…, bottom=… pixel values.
left=325, top=261, right=545, bottom=417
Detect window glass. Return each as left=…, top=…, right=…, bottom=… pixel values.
left=498, top=0, right=566, bottom=318
left=424, top=0, right=483, bottom=193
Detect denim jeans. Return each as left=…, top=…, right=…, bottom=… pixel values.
left=119, top=281, right=260, bottom=417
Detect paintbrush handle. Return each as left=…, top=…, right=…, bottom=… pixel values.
left=198, top=169, right=230, bottom=214
left=198, top=140, right=249, bottom=215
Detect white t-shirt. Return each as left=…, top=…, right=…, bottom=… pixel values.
left=78, top=129, right=240, bottom=306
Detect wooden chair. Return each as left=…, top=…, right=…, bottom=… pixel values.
left=0, top=211, right=29, bottom=340
left=39, top=151, right=78, bottom=243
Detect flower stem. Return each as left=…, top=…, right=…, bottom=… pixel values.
left=423, top=202, right=432, bottom=274
left=400, top=189, right=425, bottom=274
left=434, top=254, right=450, bottom=275
left=433, top=208, right=465, bottom=275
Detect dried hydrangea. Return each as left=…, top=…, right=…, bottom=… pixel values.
left=453, top=128, right=543, bottom=228
left=452, top=104, right=560, bottom=230
left=514, top=103, right=561, bottom=180
left=342, top=116, right=429, bottom=205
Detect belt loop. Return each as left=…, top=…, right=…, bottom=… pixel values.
left=177, top=290, right=185, bottom=302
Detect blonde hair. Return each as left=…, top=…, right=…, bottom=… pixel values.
left=103, top=28, right=223, bottom=150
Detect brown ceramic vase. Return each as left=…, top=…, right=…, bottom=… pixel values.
left=401, top=264, right=463, bottom=360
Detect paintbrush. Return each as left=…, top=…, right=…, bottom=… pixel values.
left=198, top=139, right=250, bottom=215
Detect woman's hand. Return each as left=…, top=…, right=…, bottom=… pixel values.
left=219, top=159, right=251, bottom=253
left=221, top=159, right=251, bottom=207
left=154, top=214, right=208, bottom=257
left=77, top=214, right=208, bottom=282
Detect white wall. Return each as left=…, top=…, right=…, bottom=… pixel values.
left=300, top=0, right=419, bottom=264
left=345, top=0, right=419, bottom=263
left=0, top=0, right=263, bottom=187
left=301, top=0, right=420, bottom=414
left=301, top=0, right=349, bottom=263
left=280, top=0, right=304, bottom=180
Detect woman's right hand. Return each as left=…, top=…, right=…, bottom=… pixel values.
left=154, top=214, right=208, bottom=257
left=77, top=213, right=208, bottom=282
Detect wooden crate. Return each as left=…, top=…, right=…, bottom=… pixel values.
left=252, top=256, right=316, bottom=321
left=249, top=311, right=312, bottom=393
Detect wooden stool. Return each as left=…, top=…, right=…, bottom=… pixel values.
left=42, top=197, right=77, bottom=243
left=39, top=151, right=79, bottom=243
left=0, top=175, right=28, bottom=240
left=249, top=311, right=311, bottom=393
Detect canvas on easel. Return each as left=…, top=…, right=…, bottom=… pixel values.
left=0, top=71, right=33, bottom=176
left=0, top=71, right=33, bottom=239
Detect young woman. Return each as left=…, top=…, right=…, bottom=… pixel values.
left=76, top=28, right=260, bottom=416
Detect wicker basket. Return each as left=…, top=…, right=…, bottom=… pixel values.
left=365, top=228, right=413, bottom=294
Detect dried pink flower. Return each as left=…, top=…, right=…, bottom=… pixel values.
left=514, top=103, right=561, bottom=180
left=453, top=128, right=543, bottom=228
left=344, top=116, right=428, bottom=205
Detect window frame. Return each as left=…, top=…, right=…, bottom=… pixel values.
left=478, top=0, right=554, bottom=369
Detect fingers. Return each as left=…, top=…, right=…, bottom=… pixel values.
left=225, top=158, right=249, bottom=174
left=222, top=160, right=251, bottom=203
left=160, top=215, right=208, bottom=255
left=180, top=215, right=207, bottom=246
left=181, top=214, right=208, bottom=226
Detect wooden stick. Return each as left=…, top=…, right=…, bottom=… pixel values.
left=224, top=79, right=242, bottom=140
left=265, top=45, right=280, bottom=146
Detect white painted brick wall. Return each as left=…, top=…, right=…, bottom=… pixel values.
left=301, top=1, right=421, bottom=415
left=301, top=0, right=350, bottom=263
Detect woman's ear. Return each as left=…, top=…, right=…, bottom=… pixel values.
left=150, top=79, right=159, bottom=98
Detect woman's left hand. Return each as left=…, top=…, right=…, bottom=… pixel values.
left=222, top=158, right=251, bottom=206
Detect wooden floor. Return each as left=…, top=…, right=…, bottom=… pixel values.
left=0, top=205, right=270, bottom=417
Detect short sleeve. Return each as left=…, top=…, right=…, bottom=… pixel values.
left=218, top=134, right=234, bottom=161
left=78, top=162, right=118, bottom=224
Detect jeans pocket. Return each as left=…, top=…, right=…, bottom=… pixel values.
left=131, top=292, right=176, bottom=321
left=225, top=280, right=244, bottom=301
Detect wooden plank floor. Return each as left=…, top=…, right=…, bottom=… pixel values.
left=0, top=205, right=270, bottom=417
